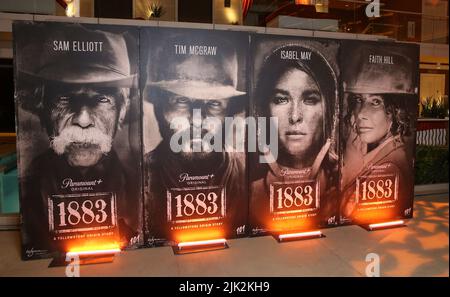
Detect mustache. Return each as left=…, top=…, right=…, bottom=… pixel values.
left=50, top=126, right=113, bottom=155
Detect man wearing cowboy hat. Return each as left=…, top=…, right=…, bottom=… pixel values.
left=142, top=29, right=248, bottom=245
left=15, top=22, right=141, bottom=257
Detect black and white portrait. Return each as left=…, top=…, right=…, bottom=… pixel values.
left=14, top=22, right=142, bottom=259
left=249, top=35, right=340, bottom=235
left=339, top=41, right=419, bottom=224
left=141, top=28, right=248, bottom=245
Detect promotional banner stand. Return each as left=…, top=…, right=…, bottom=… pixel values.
left=359, top=220, right=407, bottom=232
left=172, top=239, right=229, bottom=255
left=48, top=249, right=121, bottom=267
left=272, top=231, right=325, bottom=243
left=13, top=21, right=419, bottom=261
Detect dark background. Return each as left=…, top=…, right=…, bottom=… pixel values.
left=0, top=58, right=15, bottom=132
left=94, top=0, right=133, bottom=19
left=178, top=0, right=213, bottom=23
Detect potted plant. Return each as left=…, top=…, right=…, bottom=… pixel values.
left=146, top=1, right=164, bottom=19
left=420, top=96, right=449, bottom=119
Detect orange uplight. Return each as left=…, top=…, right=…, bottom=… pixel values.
left=353, top=207, right=397, bottom=225
left=295, top=0, right=313, bottom=5
left=66, top=241, right=121, bottom=257
left=278, top=230, right=322, bottom=241
left=368, top=220, right=405, bottom=230
left=175, top=228, right=224, bottom=243
left=66, top=248, right=121, bottom=257
left=269, top=217, right=314, bottom=234
left=178, top=238, right=227, bottom=249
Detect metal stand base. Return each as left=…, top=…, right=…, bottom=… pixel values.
left=359, top=223, right=407, bottom=232
left=48, top=253, right=116, bottom=267
left=272, top=232, right=325, bottom=243
left=172, top=242, right=229, bottom=255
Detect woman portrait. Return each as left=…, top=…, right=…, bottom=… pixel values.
left=339, top=43, right=418, bottom=223
left=249, top=41, right=340, bottom=235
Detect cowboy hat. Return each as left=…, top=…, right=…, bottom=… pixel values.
left=343, top=43, right=417, bottom=95
left=146, top=31, right=245, bottom=101
left=16, top=22, right=136, bottom=87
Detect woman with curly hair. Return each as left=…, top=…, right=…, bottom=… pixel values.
left=340, top=44, right=418, bottom=224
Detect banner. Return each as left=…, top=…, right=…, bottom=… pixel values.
left=14, top=22, right=143, bottom=260
left=338, top=41, right=419, bottom=225
left=141, top=27, right=249, bottom=246
left=248, top=35, right=340, bottom=236
left=13, top=21, right=420, bottom=258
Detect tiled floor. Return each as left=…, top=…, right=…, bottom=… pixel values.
left=0, top=194, right=448, bottom=277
